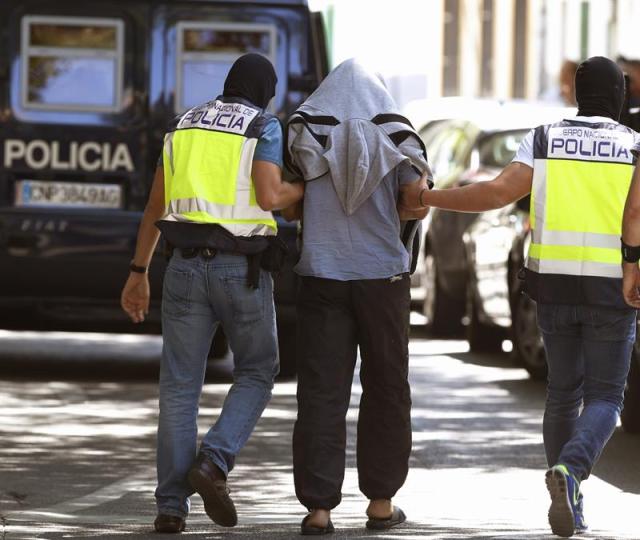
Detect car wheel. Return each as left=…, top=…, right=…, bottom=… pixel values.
left=512, top=292, right=547, bottom=380
left=422, top=252, right=463, bottom=336
left=277, top=320, right=297, bottom=378
left=621, top=342, right=640, bottom=433
left=467, top=293, right=505, bottom=353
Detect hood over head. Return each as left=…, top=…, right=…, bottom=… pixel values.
left=286, top=58, right=430, bottom=215
left=299, top=58, right=397, bottom=121
left=575, top=56, right=625, bottom=120
left=223, top=53, right=277, bottom=109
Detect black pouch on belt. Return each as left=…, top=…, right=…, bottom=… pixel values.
left=260, top=236, right=289, bottom=272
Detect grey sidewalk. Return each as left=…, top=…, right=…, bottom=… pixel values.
left=1, top=334, right=640, bottom=539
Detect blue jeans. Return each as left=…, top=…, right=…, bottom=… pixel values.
left=155, top=252, right=279, bottom=518
left=537, top=303, right=635, bottom=481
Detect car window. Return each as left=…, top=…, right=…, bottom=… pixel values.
left=176, top=22, right=277, bottom=113
left=426, top=124, right=474, bottom=183
left=21, top=15, right=125, bottom=112
left=478, top=129, right=528, bottom=168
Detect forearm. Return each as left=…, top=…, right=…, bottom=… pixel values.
left=132, top=203, right=164, bottom=268
left=424, top=181, right=508, bottom=213
left=623, top=208, right=640, bottom=246
left=269, top=181, right=304, bottom=211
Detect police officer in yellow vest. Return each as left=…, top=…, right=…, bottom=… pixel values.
left=399, top=56, right=640, bottom=538
left=121, top=54, right=304, bottom=534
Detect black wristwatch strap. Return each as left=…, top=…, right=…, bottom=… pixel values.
left=621, top=239, right=640, bottom=263
left=129, top=261, right=148, bottom=274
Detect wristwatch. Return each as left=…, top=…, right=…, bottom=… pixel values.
left=129, top=261, right=148, bottom=274
left=621, top=239, right=640, bottom=263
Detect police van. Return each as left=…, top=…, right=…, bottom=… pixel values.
left=0, top=0, right=328, bottom=373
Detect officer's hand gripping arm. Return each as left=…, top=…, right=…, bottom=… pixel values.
left=403, top=162, right=533, bottom=213
left=251, top=160, right=304, bottom=211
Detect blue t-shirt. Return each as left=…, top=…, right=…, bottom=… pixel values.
left=254, top=117, right=284, bottom=168
left=295, top=161, right=420, bottom=280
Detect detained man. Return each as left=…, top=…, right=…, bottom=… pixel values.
left=284, top=59, right=432, bottom=535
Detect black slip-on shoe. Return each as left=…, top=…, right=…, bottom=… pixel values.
left=187, top=454, right=237, bottom=527
left=301, top=514, right=335, bottom=535
left=154, top=514, right=186, bottom=533
left=365, top=507, right=407, bottom=530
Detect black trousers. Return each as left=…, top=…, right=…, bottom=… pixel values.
left=293, top=275, right=412, bottom=510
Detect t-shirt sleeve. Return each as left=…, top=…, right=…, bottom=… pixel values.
left=397, top=160, right=421, bottom=185
left=253, top=117, right=284, bottom=168
left=397, top=159, right=433, bottom=186
left=511, top=128, right=535, bottom=168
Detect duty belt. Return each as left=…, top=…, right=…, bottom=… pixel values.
left=178, top=247, right=218, bottom=259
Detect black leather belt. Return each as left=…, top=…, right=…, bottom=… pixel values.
left=180, top=247, right=218, bottom=259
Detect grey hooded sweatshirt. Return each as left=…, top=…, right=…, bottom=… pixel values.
left=286, top=59, right=431, bottom=280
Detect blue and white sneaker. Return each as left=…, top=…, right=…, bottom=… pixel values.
left=545, top=464, right=588, bottom=537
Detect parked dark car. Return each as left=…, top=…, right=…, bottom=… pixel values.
left=410, top=103, right=573, bottom=335
left=0, top=0, right=328, bottom=374
left=462, top=195, right=545, bottom=373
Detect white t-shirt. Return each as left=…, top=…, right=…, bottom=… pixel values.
left=511, top=116, right=635, bottom=168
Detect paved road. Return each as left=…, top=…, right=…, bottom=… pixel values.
left=0, top=328, right=639, bottom=539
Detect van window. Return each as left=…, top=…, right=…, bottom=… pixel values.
left=176, top=22, right=276, bottom=113
left=21, top=15, right=125, bottom=113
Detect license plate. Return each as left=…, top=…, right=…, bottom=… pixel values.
left=15, top=180, right=122, bottom=209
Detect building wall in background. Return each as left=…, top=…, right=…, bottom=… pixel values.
left=308, top=0, right=638, bottom=107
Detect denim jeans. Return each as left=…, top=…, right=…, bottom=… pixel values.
left=155, top=252, right=279, bottom=518
left=537, top=303, right=636, bottom=481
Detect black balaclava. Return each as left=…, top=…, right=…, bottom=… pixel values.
left=223, top=53, right=277, bottom=109
left=575, top=56, right=625, bottom=120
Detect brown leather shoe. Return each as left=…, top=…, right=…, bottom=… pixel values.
left=154, top=514, right=186, bottom=533
left=187, top=454, right=237, bottom=527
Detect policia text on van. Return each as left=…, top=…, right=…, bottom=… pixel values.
left=0, top=0, right=328, bottom=374
left=400, top=56, right=639, bottom=539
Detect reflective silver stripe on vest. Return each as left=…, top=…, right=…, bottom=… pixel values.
left=162, top=212, right=273, bottom=237
left=163, top=132, right=175, bottom=175
left=526, top=257, right=622, bottom=278
left=166, top=196, right=275, bottom=237
left=531, top=229, right=620, bottom=250
left=529, top=158, right=546, bottom=246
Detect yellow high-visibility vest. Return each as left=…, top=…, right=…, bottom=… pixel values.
left=527, top=119, right=637, bottom=281
left=161, top=98, right=277, bottom=237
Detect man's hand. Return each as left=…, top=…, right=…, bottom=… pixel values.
left=281, top=200, right=303, bottom=221
left=622, top=262, right=640, bottom=308
left=398, top=205, right=430, bottom=221
left=398, top=173, right=430, bottom=212
left=121, top=273, right=151, bottom=323
left=252, top=161, right=305, bottom=211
